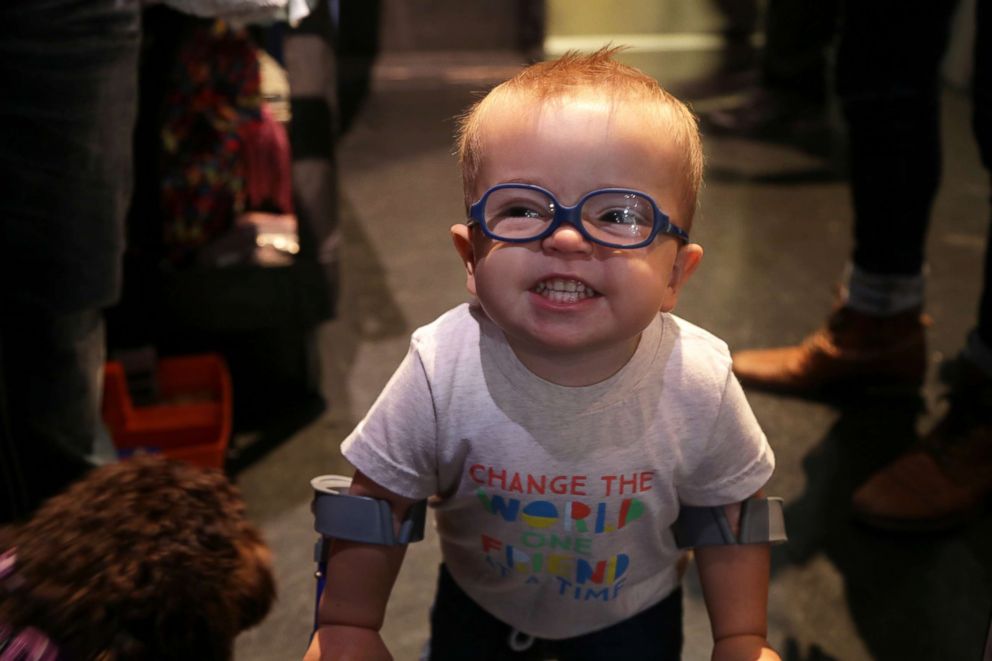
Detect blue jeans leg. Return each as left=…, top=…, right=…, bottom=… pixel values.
left=1, top=306, right=106, bottom=517
left=836, top=0, right=959, bottom=277
left=0, top=0, right=139, bottom=520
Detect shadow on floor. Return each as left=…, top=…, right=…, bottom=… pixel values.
left=775, top=392, right=992, bottom=660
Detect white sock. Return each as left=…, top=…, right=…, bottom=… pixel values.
left=841, top=263, right=926, bottom=316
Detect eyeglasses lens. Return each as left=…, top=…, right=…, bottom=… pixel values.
left=483, top=187, right=555, bottom=240
left=580, top=191, right=654, bottom=247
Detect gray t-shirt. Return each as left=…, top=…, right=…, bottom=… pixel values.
left=341, top=303, right=774, bottom=639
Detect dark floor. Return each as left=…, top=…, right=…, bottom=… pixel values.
left=232, top=47, right=992, bottom=661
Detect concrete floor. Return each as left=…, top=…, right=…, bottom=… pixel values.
left=233, top=49, right=992, bottom=661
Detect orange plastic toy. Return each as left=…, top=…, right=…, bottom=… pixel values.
left=102, top=354, right=233, bottom=469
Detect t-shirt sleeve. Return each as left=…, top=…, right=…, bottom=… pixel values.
left=676, top=370, right=775, bottom=506
left=340, top=341, right=439, bottom=500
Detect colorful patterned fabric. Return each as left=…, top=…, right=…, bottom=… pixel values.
left=160, top=20, right=262, bottom=265
left=0, top=551, right=60, bottom=661
left=0, top=625, right=60, bottom=661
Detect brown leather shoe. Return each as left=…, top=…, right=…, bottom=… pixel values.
left=851, top=361, right=992, bottom=531
left=732, top=305, right=929, bottom=394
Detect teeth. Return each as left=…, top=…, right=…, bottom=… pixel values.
left=533, top=278, right=597, bottom=302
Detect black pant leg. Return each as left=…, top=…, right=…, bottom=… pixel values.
left=836, top=0, right=959, bottom=276
left=974, top=0, right=992, bottom=348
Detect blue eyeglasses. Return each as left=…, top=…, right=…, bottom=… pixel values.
left=467, top=183, right=688, bottom=250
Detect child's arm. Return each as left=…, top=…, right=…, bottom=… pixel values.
left=693, top=490, right=781, bottom=661
left=303, top=471, right=420, bottom=661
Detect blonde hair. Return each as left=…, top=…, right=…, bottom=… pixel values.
left=456, top=46, right=704, bottom=226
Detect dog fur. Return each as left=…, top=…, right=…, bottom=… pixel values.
left=0, top=455, right=275, bottom=660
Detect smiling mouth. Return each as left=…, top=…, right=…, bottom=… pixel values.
left=533, top=278, right=599, bottom=303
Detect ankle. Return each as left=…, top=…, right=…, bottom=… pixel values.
left=842, top=263, right=926, bottom=316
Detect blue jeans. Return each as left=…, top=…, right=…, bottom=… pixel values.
left=0, top=0, right=139, bottom=519
left=426, top=565, right=683, bottom=661
left=0, top=308, right=106, bottom=517
left=762, top=0, right=839, bottom=101
left=836, top=0, right=992, bottom=347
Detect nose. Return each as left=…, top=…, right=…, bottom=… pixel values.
left=541, top=218, right=593, bottom=255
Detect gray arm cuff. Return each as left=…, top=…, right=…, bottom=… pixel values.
left=673, top=497, right=787, bottom=548
left=311, top=475, right=427, bottom=546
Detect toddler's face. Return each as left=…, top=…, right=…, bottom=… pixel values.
left=452, top=92, right=702, bottom=384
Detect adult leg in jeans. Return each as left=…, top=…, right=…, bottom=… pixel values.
left=0, top=0, right=140, bottom=521
left=851, top=0, right=992, bottom=531
left=703, top=0, right=839, bottom=137
left=731, top=1, right=956, bottom=395
left=975, top=0, right=992, bottom=354
left=761, top=0, right=839, bottom=105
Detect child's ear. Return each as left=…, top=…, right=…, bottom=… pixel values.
left=660, top=243, right=703, bottom=312
left=450, top=224, right=478, bottom=297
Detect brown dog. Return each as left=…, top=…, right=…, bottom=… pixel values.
left=0, top=455, right=275, bottom=660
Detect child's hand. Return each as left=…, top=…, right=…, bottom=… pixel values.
left=711, top=634, right=781, bottom=661
left=303, top=625, right=392, bottom=661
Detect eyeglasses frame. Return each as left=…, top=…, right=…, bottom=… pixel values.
left=467, top=183, right=689, bottom=250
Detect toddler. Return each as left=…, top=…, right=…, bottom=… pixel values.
left=306, top=47, right=779, bottom=661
